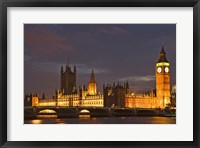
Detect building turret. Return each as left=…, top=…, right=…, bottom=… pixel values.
left=89, top=69, right=96, bottom=83
left=126, top=81, right=129, bottom=89
left=157, top=45, right=168, bottom=63
left=88, top=69, right=97, bottom=95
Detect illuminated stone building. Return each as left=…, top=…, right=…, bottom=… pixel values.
left=38, top=98, right=56, bottom=106
left=103, top=82, right=130, bottom=107
left=31, top=68, right=103, bottom=107
left=155, top=45, right=171, bottom=108
left=125, top=91, right=158, bottom=108
left=125, top=45, right=171, bottom=109
left=56, top=69, right=103, bottom=107
left=80, top=70, right=103, bottom=106
left=24, top=93, right=39, bottom=106
left=55, top=90, right=80, bottom=106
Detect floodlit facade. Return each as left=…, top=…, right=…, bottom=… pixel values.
left=103, top=82, right=130, bottom=108
left=125, top=45, right=171, bottom=109
left=125, top=92, right=159, bottom=108
left=30, top=69, right=103, bottom=107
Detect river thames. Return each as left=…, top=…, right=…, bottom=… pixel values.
left=24, top=116, right=176, bottom=124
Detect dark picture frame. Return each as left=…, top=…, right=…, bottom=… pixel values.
left=0, top=0, right=199, bottom=147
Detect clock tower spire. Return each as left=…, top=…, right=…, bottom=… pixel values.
left=155, top=45, right=171, bottom=108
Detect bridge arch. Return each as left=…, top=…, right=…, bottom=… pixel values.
left=79, top=109, right=91, bottom=118
left=38, top=109, right=57, bottom=114
left=36, top=107, right=58, bottom=114
left=79, top=109, right=90, bottom=114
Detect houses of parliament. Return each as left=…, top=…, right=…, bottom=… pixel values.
left=25, top=45, right=174, bottom=109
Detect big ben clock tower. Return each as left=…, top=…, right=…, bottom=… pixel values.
left=156, top=45, right=171, bottom=108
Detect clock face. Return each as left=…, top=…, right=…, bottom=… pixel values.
left=157, top=67, right=162, bottom=73
left=165, top=67, right=169, bottom=73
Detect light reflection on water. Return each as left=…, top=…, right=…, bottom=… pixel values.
left=79, top=115, right=90, bottom=119
left=36, top=115, right=58, bottom=119
left=25, top=117, right=176, bottom=124
left=31, top=120, right=42, bottom=124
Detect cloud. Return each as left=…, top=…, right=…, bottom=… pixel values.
left=24, top=25, right=76, bottom=55
left=25, top=60, right=108, bottom=75
left=117, top=75, right=155, bottom=82
left=76, top=64, right=108, bottom=74
left=25, top=61, right=61, bottom=74
left=99, top=26, right=129, bottom=35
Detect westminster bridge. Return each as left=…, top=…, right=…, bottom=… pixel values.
left=24, top=106, right=138, bottom=119
left=24, top=106, right=173, bottom=119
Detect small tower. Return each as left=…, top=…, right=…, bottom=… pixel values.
left=88, top=69, right=97, bottom=95
left=155, top=45, right=171, bottom=108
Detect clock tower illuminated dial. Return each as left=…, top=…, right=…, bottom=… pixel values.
left=165, top=67, right=169, bottom=73
left=157, top=67, right=162, bottom=73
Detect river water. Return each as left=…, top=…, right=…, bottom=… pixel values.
left=24, top=116, right=176, bottom=124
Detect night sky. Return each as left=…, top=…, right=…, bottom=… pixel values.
left=24, top=24, right=176, bottom=98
